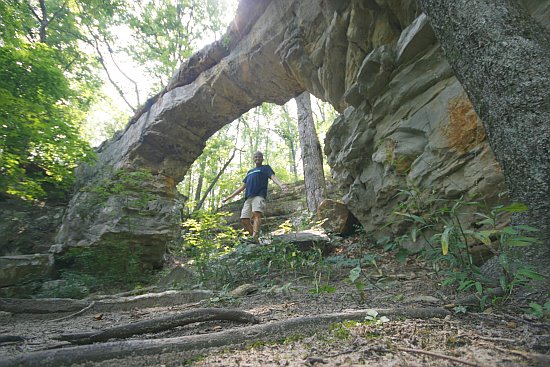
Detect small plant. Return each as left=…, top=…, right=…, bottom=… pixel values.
left=525, top=300, right=550, bottom=320
left=393, top=188, right=542, bottom=308
left=47, top=240, right=150, bottom=297
left=178, top=210, right=241, bottom=283
left=349, top=265, right=366, bottom=301
left=329, top=311, right=389, bottom=340
left=177, top=211, right=332, bottom=290
left=309, top=271, right=336, bottom=294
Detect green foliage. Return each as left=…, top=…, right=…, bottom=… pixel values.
left=82, top=168, right=155, bottom=213
left=392, top=188, right=542, bottom=307
left=50, top=240, right=151, bottom=297
left=525, top=300, right=550, bottom=320
left=36, top=272, right=98, bottom=299
left=345, top=253, right=380, bottom=302
left=0, top=0, right=129, bottom=199
left=176, top=210, right=332, bottom=289
left=122, top=0, right=228, bottom=90
left=310, top=270, right=336, bottom=294
left=0, top=43, right=95, bottom=200
left=177, top=210, right=241, bottom=283
left=329, top=311, right=389, bottom=340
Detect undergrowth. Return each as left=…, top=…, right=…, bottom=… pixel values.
left=386, top=187, right=544, bottom=308
left=176, top=191, right=545, bottom=311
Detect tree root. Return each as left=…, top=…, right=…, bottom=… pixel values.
left=0, top=306, right=449, bottom=367
left=50, top=302, right=96, bottom=322
left=0, top=290, right=214, bottom=314
left=56, top=308, right=259, bottom=344
left=0, top=335, right=25, bottom=345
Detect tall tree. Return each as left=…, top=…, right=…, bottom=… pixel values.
left=416, top=0, right=549, bottom=269
left=0, top=0, right=115, bottom=200
left=276, top=105, right=299, bottom=181
left=123, top=0, right=226, bottom=93
left=296, top=92, right=325, bottom=212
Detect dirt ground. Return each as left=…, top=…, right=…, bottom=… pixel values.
left=1, top=245, right=549, bottom=367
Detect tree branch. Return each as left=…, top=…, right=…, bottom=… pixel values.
left=104, top=38, right=141, bottom=106
left=194, top=148, right=237, bottom=211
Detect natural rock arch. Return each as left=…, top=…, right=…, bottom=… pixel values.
left=52, top=0, right=549, bottom=273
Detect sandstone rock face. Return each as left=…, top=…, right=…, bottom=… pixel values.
left=324, top=12, right=507, bottom=235
left=0, top=198, right=65, bottom=256
left=0, top=254, right=52, bottom=297
left=53, top=171, right=185, bottom=269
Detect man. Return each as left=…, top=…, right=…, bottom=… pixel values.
left=223, top=151, right=288, bottom=239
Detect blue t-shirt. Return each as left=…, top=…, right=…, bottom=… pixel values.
left=243, top=165, right=275, bottom=199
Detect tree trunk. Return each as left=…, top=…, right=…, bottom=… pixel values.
left=296, top=92, right=326, bottom=212
left=193, top=161, right=206, bottom=210
left=415, top=0, right=550, bottom=274
left=195, top=149, right=236, bottom=212
left=289, top=139, right=298, bottom=181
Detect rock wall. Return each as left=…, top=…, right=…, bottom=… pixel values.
left=324, top=14, right=506, bottom=236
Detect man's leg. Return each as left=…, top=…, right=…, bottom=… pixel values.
left=242, top=218, right=253, bottom=236
left=241, top=197, right=254, bottom=236
left=252, top=211, right=262, bottom=238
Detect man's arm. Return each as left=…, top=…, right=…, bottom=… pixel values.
left=222, top=183, right=246, bottom=203
left=270, top=174, right=288, bottom=192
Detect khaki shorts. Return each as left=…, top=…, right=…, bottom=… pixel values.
left=240, top=196, right=266, bottom=219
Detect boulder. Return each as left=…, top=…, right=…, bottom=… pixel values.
left=0, top=254, right=52, bottom=295
left=317, top=199, right=360, bottom=235
left=0, top=198, right=65, bottom=256
left=271, top=229, right=333, bottom=254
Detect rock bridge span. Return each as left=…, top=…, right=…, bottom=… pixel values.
left=53, top=0, right=549, bottom=270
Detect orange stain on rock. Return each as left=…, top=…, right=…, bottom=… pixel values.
left=445, top=94, right=486, bottom=154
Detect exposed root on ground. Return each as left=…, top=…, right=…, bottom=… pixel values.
left=56, top=308, right=259, bottom=344
left=0, top=290, right=213, bottom=314
left=0, top=307, right=449, bottom=367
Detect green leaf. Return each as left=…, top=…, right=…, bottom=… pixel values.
left=499, top=276, right=508, bottom=291
left=458, top=279, right=475, bottom=291
left=442, top=277, right=456, bottom=286
left=395, top=248, right=409, bottom=263
left=454, top=305, right=467, bottom=314
left=441, top=226, right=452, bottom=256
left=349, top=266, right=362, bottom=283
left=516, top=268, right=544, bottom=281
left=498, top=253, right=509, bottom=270
left=529, top=302, right=543, bottom=318
left=394, top=212, right=427, bottom=225
left=505, top=236, right=539, bottom=247
left=467, top=230, right=494, bottom=246
left=496, top=202, right=528, bottom=213
left=513, top=225, right=539, bottom=233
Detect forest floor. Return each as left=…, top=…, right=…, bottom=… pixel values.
left=1, top=238, right=549, bottom=367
